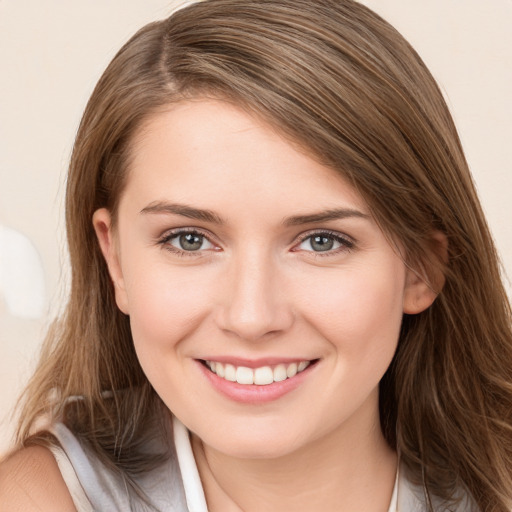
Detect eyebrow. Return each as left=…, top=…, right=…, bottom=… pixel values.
left=140, top=201, right=369, bottom=226
left=140, top=202, right=225, bottom=224
left=282, top=208, right=370, bottom=226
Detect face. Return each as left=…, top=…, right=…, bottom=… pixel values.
left=94, top=99, right=435, bottom=459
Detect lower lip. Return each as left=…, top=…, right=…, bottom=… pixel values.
left=197, top=361, right=316, bottom=404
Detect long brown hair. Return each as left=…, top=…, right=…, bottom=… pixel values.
left=16, top=0, right=512, bottom=509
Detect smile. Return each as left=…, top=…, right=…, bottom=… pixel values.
left=204, top=360, right=311, bottom=385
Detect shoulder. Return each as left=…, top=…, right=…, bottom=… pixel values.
left=0, top=445, right=76, bottom=512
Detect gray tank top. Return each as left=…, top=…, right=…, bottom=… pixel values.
left=49, top=416, right=478, bottom=511
left=50, top=416, right=208, bottom=511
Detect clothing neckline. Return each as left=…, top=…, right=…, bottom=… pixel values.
left=172, top=416, right=399, bottom=512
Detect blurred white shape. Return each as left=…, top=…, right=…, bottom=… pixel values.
left=0, top=225, right=46, bottom=319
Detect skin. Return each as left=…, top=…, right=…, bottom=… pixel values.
left=0, top=446, right=76, bottom=511
left=93, top=99, right=437, bottom=511
left=0, top=98, right=438, bottom=510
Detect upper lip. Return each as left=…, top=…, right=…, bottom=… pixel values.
left=198, top=357, right=317, bottom=368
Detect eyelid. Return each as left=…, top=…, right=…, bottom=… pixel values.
left=291, top=229, right=356, bottom=254
left=157, top=227, right=221, bottom=256
left=156, top=227, right=356, bottom=258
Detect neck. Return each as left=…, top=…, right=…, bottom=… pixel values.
left=192, top=410, right=397, bottom=512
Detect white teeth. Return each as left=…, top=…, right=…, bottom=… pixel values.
left=254, top=366, right=274, bottom=385
left=286, top=363, right=298, bottom=378
left=205, top=360, right=312, bottom=386
left=216, top=362, right=225, bottom=378
left=236, top=366, right=254, bottom=385
left=273, top=364, right=287, bottom=382
left=224, top=364, right=236, bottom=382
left=298, top=361, right=308, bottom=372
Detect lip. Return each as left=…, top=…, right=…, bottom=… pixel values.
left=196, top=358, right=318, bottom=404
left=199, top=356, right=311, bottom=369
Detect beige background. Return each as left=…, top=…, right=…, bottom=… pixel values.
left=1, top=0, right=511, bottom=454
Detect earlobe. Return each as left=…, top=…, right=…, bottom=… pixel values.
left=403, top=231, right=447, bottom=315
left=92, top=208, right=129, bottom=314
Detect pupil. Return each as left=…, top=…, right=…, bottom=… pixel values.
left=180, top=233, right=202, bottom=251
left=312, top=235, right=333, bottom=252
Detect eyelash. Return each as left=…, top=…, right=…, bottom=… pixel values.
left=157, top=228, right=217, bottom=258
left=293, top=230, right=355, bottom=257
left=157, top=228, right=355, bottom=258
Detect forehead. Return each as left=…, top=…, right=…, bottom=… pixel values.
left=122, top=99, right=369, bottom=218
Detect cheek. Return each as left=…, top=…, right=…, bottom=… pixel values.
left=122, top=258, right=215, bottom=354
left=296, top=260, right=406, bottom=357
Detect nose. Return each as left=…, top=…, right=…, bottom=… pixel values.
left=214, top=250, right=294, bottom=342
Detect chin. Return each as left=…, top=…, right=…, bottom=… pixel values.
left=194, top=420, right=312, bottom=460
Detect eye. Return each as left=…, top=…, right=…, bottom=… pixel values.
left=295, top=231, right=354, bottom=254
left=160, top=229, right=217, bottom=254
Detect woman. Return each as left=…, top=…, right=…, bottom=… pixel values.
left=1, top=0, right=511, bottom=510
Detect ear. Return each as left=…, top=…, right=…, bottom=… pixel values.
left=403, top=231, right=448, bottom=315
left=92, top=208, right=129, bottom=314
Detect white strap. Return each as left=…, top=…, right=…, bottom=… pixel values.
left=48, top=445, right=94, bottom=512
left=387, top=463, right=399, bottom=512
left=173, top=416, right=209, bottom=512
